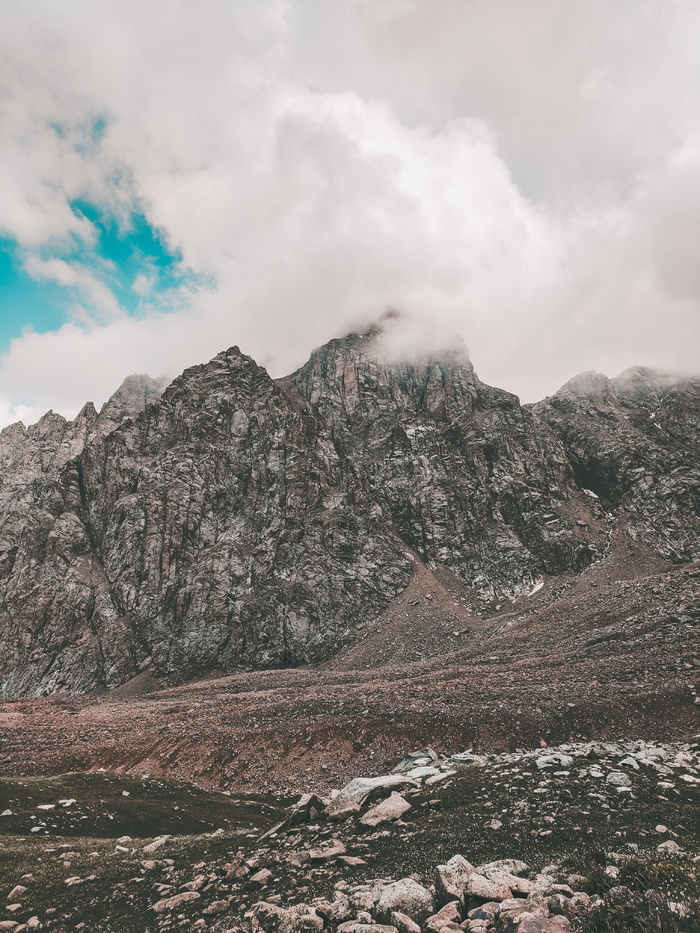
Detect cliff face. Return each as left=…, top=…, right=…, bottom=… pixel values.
left=0, top=334, right=697, bottom=696
left=286, top=334, right=608, bottom=593
left=533, top=366, right=700, bottom=562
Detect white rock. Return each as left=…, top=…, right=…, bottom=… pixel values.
left=376, top=878, right=434, bottom=924
left=326, top=775, right=417, bottom=816
left=405, top=766, right=440, bottom=780
left=606, top=772, right=631, bottom=787
left=143, top=835, right=171, bottom=855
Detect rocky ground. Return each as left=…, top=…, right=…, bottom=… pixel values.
left=0, top=738, right=697, bottom=931
left=0, top=456, right=698, bottom=930
left=0, top=529, right=697, bottom=798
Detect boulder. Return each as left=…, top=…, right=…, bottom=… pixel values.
left=252, top=902, right=324, bottom=932
left=477, top=859, right=529, bottom=877
left=424, top=900, right=462, bottom=932
left=393, top=748, right=439, bottom=772
left=308, top=840, right=346, bottom=860
left=337, top=925, right=399, bottom=933
left=376, top=878, right=434, bottom=925
left=389, top=911, right=421, bottom=933
left=465, top=873, right=512, bottom=903
left=435, top=854, right=476, bottom=905
left=327, top=776, right=418, bottom=817
left=151, top=891, right=201, bottom=914
left=359, top=792, right=411, bottom=827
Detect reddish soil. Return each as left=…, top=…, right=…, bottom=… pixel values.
left=1, top=519, right=698, bottom=798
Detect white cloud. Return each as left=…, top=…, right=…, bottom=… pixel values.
left=0, top=0, right=699, bottom=426
left=23, top=256, right=124, bottom=323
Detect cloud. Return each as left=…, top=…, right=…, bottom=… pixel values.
left=23, top=256, right=124, bottom=323
left=0, top=0, right=698, bottom=426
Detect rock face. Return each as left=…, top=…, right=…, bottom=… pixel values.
left=533, top=366, right=700, bottom=562
left=285, top=333, right=609, bottom=592
left=0, top=331, right=698, bottom=696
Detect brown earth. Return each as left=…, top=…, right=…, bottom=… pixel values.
left=1, top=519, right=698, bottom=798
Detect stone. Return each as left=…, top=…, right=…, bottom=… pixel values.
left=536, top=755, right=573, bottom=770
left=477, top=860, right=529, bottom=877
left=423, top=901, right=462, bottom=932
left=606, top=772, right=631, bottom=787
left=393, top=749, right=438, bottom=772
left=435, top=855, right=476, bottom=905
left=142, top=835, right=170, bottom=855
left=151, top=891, right=201, bottom=913
left=289, top=794, right=326, bottom=825
left=389, top=911, right=421, bottom=933
left=465, top=873, right=512, bottom=902
left=657, top=840, right=682, bottom=853
left=314, top=894, right=353, bottom=923
left=308, top=840, right=346, bottom=860
left=327, top=776, right=418, bottom=817
left=405, top=766, right=441, bottom=780
left=250, top=868, right=273, bottom=887
left=7, top=887, right=27, bottom=900
left=376, top=878, right=434, bottom=924
left=482, top=870, right=535, bottom=896
left=252, top=902, right=324, bottom=932
left=337, top=925, right=398, bottom=933
left=359, top=792, right=411, bottom=827
left=450, top=752, right=488, bottom=767
left=202, top=899, right=230, bottom=915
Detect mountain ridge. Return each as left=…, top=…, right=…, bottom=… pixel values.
left=0, top=332, right=698, bottom=696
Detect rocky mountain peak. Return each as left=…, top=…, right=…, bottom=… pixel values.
left=550, top=370, right=618, bottom=408
left=0, top=334, right=698, bottom=696
left=96, top=371, right=168, bottom=431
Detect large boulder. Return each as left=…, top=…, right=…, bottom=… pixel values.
left=376, top=879, right=434, bottom=925
left=435, top=854, right=476, bottom=905
left=359, top=792, right=411, bottom=827
left=327, top=775, right=417, bottom=817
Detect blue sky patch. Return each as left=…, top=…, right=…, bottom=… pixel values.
left=0, top=201, right=205, bottom=355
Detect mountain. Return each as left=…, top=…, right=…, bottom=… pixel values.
left=0, top=332, right=698, bottom=696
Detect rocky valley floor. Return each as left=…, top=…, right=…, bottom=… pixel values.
left=1, top=532, right=698, bottom=797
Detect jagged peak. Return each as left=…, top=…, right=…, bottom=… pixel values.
left=298, top=314, right=474, bottom=379
left=75, top=401, right=98, bottom=423
left=98, top=373, right=168, bottom=420
left=552, top=370, right=617, bottom=405
left=611, top=365, right=693, bottom=394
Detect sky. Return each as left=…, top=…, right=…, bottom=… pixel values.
left=1, top=0, right=699, bottom=427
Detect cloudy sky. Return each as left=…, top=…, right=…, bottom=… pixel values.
left=1, top=0, right=699, bottom=426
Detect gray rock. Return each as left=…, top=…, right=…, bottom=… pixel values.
left=327, top=775, right=417, bottom=817
left=151, top=891, right=201, bottom=914
left=359, top=792, right=411, bottom=827
left=606, top=772, right=632, bottom=787
left=435, top=854, right=476, bottom=905
left=376, top=878, right=434, bottom=924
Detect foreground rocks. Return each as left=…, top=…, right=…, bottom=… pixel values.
left=1, top=737, right=696, bottom=931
